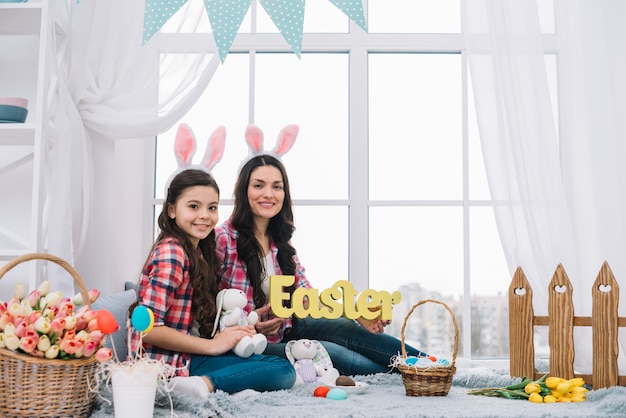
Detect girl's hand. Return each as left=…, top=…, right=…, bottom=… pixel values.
left=211, top=325, right=256, bottom=355
left=253, top=304, right=285, bottom=336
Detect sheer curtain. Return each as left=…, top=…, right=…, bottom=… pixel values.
left=463, top=0, right=626, bottom=373
left=45, top=0, right=218, bottom=293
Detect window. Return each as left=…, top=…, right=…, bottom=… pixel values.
left=153, top=0, right=516, bottom=360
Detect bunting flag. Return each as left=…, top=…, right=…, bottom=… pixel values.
left=328, top=0, right=367, bottom=31
left=205, top=0, right=254, bottom=62
left=138, top=0, right=368, bottom=61
left=143, top=0, right=190, bottom=45
left=259, top=0, right=305, bottom=57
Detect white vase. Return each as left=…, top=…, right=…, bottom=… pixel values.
left=111, top=368, right=158, bottom=418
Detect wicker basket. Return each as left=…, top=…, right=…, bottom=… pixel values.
left=398, top=299, right=459, bottom=396
left=0, top=253, right=99, bottom=418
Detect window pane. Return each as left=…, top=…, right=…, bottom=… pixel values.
left=255, top=53, right=348, bottom=200
left=368, top=0, right=461, bottom=33
left=369, top=54, right=462, bottom=200
left=256, top=0, right=349, bottom=33
left=369, top=207, right=463, bottom=295
left=291, top=206, right=348, bottom=291
left=156, top=54, right=250, bottom=200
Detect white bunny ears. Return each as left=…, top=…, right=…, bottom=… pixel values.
left=238, top=124, right=299, bottom=172
left=164, top=123, right=226, bottom=197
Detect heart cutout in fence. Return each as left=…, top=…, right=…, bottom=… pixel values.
left=598, top=284, right=612, bottom=293
left=514, top=287, right=526, bottom=296
left=553, top=285, right=567, bottom=294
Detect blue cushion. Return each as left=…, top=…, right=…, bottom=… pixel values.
left=91, top=289, right=136, bottom=362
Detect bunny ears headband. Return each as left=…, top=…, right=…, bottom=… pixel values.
left=163, top=123, right=226, bottom=197
left=238, top=124, right=299, bottom=172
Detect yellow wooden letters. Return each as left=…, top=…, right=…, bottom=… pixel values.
left=269, top=275, right=402, bottom=320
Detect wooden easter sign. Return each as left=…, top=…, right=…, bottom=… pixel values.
left=269, top=275, right=402, bottom=320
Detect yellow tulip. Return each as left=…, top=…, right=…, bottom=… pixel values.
left=568, top=377, right=585, bottom=387
left=543, top=395, right=558, bottom=403
left=556, top=381, right=572, bottom=394
left=545, top=376, right=565, bottom=389
left=524, top=383, right=541, bottom=394
left=528, top=392, right=543, bottom=403
left=570, top=394, right=586, bottom=402
left=558, top=396, right=572, bottom=402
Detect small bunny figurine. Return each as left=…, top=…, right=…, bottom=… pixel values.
left=285, top=339, right=340, bottom=385
left=211, top=289, right=267, bottom=358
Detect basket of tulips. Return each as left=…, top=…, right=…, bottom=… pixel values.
left=0, top=253, right=119, bottom=418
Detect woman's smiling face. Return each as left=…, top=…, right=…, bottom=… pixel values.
left=247, top=165, right=285, bottom=222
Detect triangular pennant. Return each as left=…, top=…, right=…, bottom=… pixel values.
left=143, top=0, right=190, bottom=45
left=328, top=0, right=368, bottom=32
left=205, top=0, right=253, bottom=63
left=259, top=0, right=305, bottom=57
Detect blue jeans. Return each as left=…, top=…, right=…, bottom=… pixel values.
left=264, top=317, right=427, bottom=376
left=189, top=352, right=296, bottom=393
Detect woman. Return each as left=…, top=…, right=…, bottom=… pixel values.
left=215, top=155, right=427, bottom=376
left=132, top=169, right=295, bottom=398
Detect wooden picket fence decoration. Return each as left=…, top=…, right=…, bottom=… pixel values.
left=509, top=261, right=624, bottom=389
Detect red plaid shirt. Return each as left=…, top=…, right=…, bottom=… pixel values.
left=215, top=218, right=311, bottom=343
left=132, top=237, right=194, bottom=376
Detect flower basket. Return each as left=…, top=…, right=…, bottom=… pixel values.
left=0, top=253, right=99, bottom=418
left=397, top=299, right=458, bottom=396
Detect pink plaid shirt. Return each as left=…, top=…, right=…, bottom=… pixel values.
left=215, top=218, right=311, bottom=343
left=132, top=237, right=194, bottom=376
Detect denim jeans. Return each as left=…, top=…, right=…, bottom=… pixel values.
left=189, top=352, right=296, bottom=393
left=263, top=317, right=428, bottom=376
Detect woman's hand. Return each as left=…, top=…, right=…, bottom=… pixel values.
left=253, top=304, right=285, bottom=336
left=210, top=325, right=257, bottom=355
left=355, top=316, right=390, bottom=334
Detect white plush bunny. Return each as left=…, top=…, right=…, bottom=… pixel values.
left=285, top=339, right=340, bottom=386
left=211, top=289, right=267, bottom=358
left=164, top=123, right=226, bottom=195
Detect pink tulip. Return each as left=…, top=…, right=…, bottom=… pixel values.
left=89, top=330, right=104, bottom=345
left=45, top=345, right=59, bottom=359
left=15, top=322, right=28, bottom=338
left=57, top=300, right=74, bottom=318
left=87, top=318, right=99, bottom=332
left=74, top=316, right=88, bottom=331
left=80, top=308, right=98, bottom=323
left=50, top=318, right=66, bottom=336
left=82, top=340, right=98, bottom=358
left=0, top=313, right=13, bottom=330
left=5, top=334, right=19, bottom=351
left=27, top=311, right=42, bottom=325
left=27, top=289, right=40, bottom=308
left=19, top=335, right=38, bottom=353
left=0, top=301, right=6, bottom=314
left=88, top=289, right=101, bottom=304
left=60, top=339, right=80, bottom=355
left=95, top=347, right=113, bottom=362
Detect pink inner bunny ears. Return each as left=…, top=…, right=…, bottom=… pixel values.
left=164, top=123, right=226, bottom=196
left=239, top=124, right=299, bottom=171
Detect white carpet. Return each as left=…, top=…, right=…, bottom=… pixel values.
left=89, top=367, right=626, bottom=418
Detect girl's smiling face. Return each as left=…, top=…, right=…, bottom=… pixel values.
left=247, top=165, right=285, bottom=222
left=168, top=185, right=219, bottom=247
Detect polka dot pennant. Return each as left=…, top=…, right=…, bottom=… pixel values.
left=328, top=0, right=368, bottom=32
left=143, top=0, right=190, bottom=45
left=205, top=0, right=254, bottom=63
left=259, top=0, right=305, bottom=57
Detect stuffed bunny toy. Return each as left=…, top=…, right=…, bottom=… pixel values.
left=211, top=289, right=267, bottom=358
left=285, top=339, right=340, bottom=385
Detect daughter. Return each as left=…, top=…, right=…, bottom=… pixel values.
left=132, top=169, right=295, bottom=397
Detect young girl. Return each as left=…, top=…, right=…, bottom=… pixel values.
left=215, top=154, right=428, bottom=376
left=133, top=169, right=295, bottom=398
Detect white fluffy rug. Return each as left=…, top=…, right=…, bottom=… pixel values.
left=89, top=366, right=626, bottom=418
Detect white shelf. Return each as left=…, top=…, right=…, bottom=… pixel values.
left=0, top=123, right=35, bottom=145
left=0, top=4, right=43, bottom=36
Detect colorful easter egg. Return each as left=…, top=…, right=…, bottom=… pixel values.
left=96, top=309, right=119, bottom=334
left=326, top=388, right=347, bottom=400
left=405, top=356, right=418, bottom=366
left=314, top=386, right=330, bottom=397
left=131, top=305, right=154, bottom=333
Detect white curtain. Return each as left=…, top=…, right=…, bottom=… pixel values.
left=463, top=0, right=626, bottom=374
left=45, top=0, right=218, bottom=293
